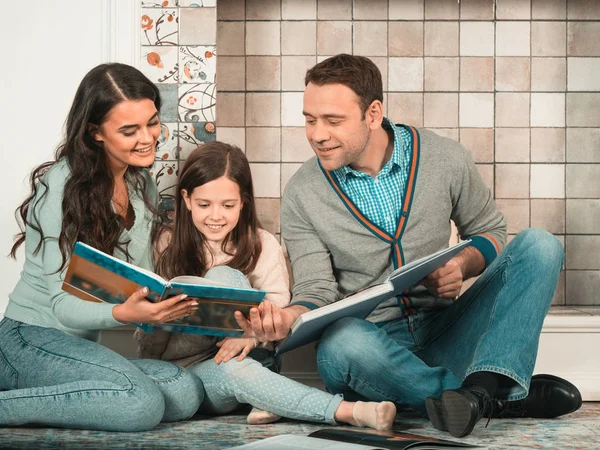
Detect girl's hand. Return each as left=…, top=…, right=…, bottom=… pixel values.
left=214, top=337, right=258, bottom=364
left=112, top=287, right=199, bottom=324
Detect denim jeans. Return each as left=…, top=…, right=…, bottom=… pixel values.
left=0, top=317, right=204, bottom=431
left=316, top=228, right=564, bottom=413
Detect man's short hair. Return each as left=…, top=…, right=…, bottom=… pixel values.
left=304, top=54, right=384, bottom=117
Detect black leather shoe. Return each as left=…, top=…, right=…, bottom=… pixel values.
left=425, top=386, right=493, bottom=438
left=491, top=374, right=582, bottom=419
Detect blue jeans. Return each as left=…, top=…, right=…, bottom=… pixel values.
left=317, top=228, right=564, bottom=413
left=0, top=318, right=204, bottom=431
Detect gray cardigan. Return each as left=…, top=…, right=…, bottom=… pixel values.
left=281, top=127, right=507, bottom=324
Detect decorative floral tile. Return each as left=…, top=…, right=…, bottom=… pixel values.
left=179, top=46, right=216, bottom=84
left=155, top=122, right=179, bottom=160
left=178, top=122, right=217, bottom=160
left=149, top=161, right=179, bottom=216
left=141, top=9, right=178, bottom=46
left=141, top=46, right=178, bottom=83
left=156, top=84, right=178, bottom=122
left=141, top=0, right=178, bottom=7
left=178, top=83, right=216, bottom=123
left=179, top=0, right=216, bottom=6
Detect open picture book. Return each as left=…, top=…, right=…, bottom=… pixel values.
left=275, top=239, right=471, bottom=354
left=62, top=242, right=266, bottom=337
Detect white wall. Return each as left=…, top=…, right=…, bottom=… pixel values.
left=0, top=0, right=139, bottom=315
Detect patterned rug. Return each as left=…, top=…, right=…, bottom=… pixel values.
left=2, top=403, right=599, bottom=449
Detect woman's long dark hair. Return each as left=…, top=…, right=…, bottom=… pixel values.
left=10, top=63, right=164, bottom=271
left=155, top=142, right=262, bottom=279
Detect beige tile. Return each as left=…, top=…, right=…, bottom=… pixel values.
left=552, top=271, right=565, bottom=306
left=531, top=93, right=565, bottom=127
left=424, top=58, right=458, bottom=91
left=318, top=0, right=352, bottom=20
left=566, top=236, right=600, bottom=270
left=532, top=0, right=566, bottom=19
left=460, top=0, right=494, bottom=19
left=567, top=199, right=600, bottom=234
left=246, top=93, right=280, bottom=127
left=427, top=128, right=459, bottom=141
left=567, top=94, right=600, bottom=127
left=281, top=163, right=303, bottom=195
left=567, top=0, right=600, bottom=20
left=496, top=0, right=531, bottom=19
left=250, top=163, right=281, bottom=198
left=282, top=92, right=304, bottom=126
left=180, top=8, right=216, bottom=45
left=460, top=22, right=494, bottom=56
left=216, top=92, right=245, bottom=126
left=424, top=93, right=458, bottom=128
left=389, top=22, right=423, bottom=57
left=354, top=0, right=387, bottom=19
left=496, top=57, right=530, bottom=91
left=567, top=128, right=600, bottom=163
left=495, top=199, right=530, bottom=233
left=216, top=127, right=245, bottom=152
left=387, top=93, right=424, bottom=127
left=424, top=22, right=459, bottom=57
left=425, top=0, right=459, bottom=19
left=246, top=0, right=280, bottom=20
left=370, top=57, right=389, bottom=92
left=568, top=57, right=600, bottom=91
left=460, top=93, right=494, bottom=128
left=531, top=199, right=565, bottom=233
left=495, top=128, right=530, bottom=163
left=495, top=93, right=530, bottom=128
left=531, top=164, right=565, bottom=198
left=566, top=271, right=600, bottom=306
left=317, top=21, right=352, bottom=55
left=353, top=21, right=388, bottom=56
left=217, top=22, right=245, bottom=56
left=255, top=198, right=281, bottom=235
left=389, top=0, right=424, bottom=19
left=388, top=58, right=423, bottom=91
left=566, top=164, right=600, bottom=198
left=282, top=56, right=316, bottom=91
left=531, top=128, right=566, bottom=163
left=531, top=58, right=566, bottom=91
left=216, top=56, right=245, bottom=91
left=460, top=128, right=494, bottom=163
left=282, top=127, right=314, bottom=162
left=246, top=22, right=280, bottom=55
left=282, top=0, right=316, bottom=19
left=282, top=21, right=316, bottom=55
left=496, top=22, right=530, bottom=57
left=475, top=164, right=494, bottom=194
left=532, top=22, right=566, bottom=57
left=217, top=0, right=245, bottom=20
left=246, top=57, right=281, bottom=91
left=568, top=22, right=600, bottom=56
left=246, top=128, right=281, bottom=162
left=460, top=57, right=494, bottom=92
left=495, top=164, right=530, bottom=198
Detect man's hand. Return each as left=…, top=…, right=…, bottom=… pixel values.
left=421, top=258, right=464, bottom=298
left=234, top=301, right=309, bottom=342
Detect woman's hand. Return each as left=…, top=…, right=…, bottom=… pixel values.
left=214, top=337, right=258, bottom=364
left=112, top=287, right=198, bottom=324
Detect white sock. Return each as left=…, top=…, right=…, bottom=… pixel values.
left=352, top=401, right=396, bottom=431
left=247, top=407, right=281, bottom=425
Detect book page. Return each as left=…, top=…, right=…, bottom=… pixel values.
left=229, top=435, right=384, bottom=450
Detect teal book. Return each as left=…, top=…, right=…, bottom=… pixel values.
left=62, top=242, right=265, bottom=337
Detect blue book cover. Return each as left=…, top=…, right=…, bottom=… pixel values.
left=62, top=242, right=266, bottom=336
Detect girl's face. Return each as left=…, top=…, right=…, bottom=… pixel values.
left=182, top=176, right=243, bottom=247
left=92, top=99, right=160, bottom=175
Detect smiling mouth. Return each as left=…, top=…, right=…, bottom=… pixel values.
left=206, top=224, right=225, bottom=230
left=316, top=146, right=339, bottom=152
left=133, top=145, right=153, bottom=154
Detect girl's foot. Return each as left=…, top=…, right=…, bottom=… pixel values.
left=247, top=407, right=281, bottom=425
left=352, top=401, right=396, bottom=431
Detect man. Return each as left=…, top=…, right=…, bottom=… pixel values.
left=243, top=54, right=581, bottom=438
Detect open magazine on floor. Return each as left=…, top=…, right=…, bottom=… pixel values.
left=62, top=242, right=265, bottom=337
left=275, top=240, right=471, bottom=354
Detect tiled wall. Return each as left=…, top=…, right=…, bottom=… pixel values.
left=144, top=0, right=600, bottom=306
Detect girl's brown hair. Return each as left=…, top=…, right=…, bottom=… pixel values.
left=155, top=142, right=262, bottom=279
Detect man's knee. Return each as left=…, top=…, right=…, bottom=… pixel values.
left=512, top=228, right=564, bottom=271
left=317, top=317, right=376, bottom=368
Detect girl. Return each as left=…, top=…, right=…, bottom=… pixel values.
left=0, top=63, right=203, bottom=431
left=136, top=142, right=397, bottom=430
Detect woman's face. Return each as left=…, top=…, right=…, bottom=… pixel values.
left=92, top=99, right=160, bottom=175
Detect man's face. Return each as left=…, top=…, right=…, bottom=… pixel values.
left=303, top=82, right=371, bottom=171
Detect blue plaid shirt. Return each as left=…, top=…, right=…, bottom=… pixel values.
left=331, top=118, right=412, bottom=236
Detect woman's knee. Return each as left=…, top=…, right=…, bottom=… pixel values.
left=204, top=266, right=251, bottom=289
left=161, top=367, right=205, bottom=422
left=118, top=380, right=166, bottom=431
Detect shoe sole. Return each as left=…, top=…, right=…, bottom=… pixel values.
left=439, top=391, right=479, bottom=438
left=425, top=397, right=448, bottom=432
